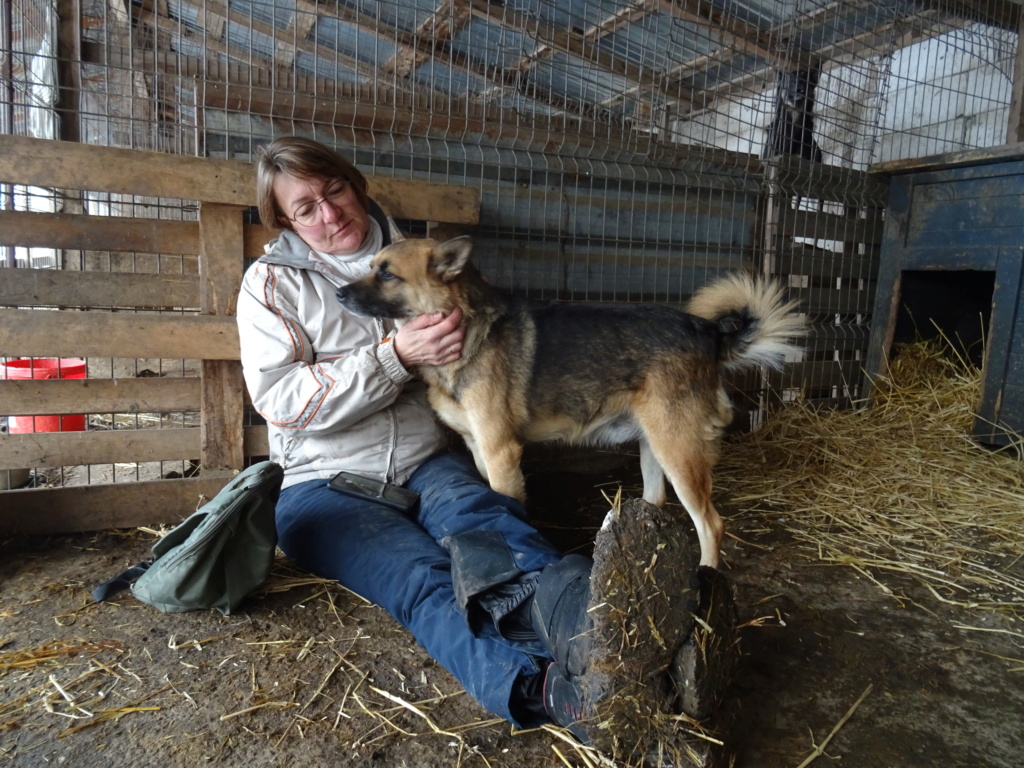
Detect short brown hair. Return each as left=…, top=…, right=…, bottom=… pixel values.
left=255, top=137, right=370, bottom=231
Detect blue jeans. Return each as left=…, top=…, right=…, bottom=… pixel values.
left=275, top=452, right=560, bottom=724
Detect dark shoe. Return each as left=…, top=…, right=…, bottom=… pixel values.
left=541, top=662, right=592, bottom=745
left=530, top=554, right=594, bottom=675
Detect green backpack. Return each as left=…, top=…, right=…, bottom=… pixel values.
left=93, top=461, right=283, bottom=614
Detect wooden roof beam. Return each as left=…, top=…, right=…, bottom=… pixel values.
left=657, top=0, right=777, bottom=65
left=311, top=0, right=587, bottom=122
left=136, top=0, right=382, bottom=87
left=380, top=1, right=472, bottom=79
left=508, top=0, right=659, bottom=72
left=466, top=0, right=669, bottom=96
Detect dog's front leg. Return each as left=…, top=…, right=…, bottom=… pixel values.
left=466, top=420, right=526, bottom=502
left=462, top=434, right=490, bottom=482
left=478, top=439, right=526, bottom=502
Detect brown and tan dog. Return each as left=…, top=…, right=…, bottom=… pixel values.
left=337, top=236, right=804, bottom=567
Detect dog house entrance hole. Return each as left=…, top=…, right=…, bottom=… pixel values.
left=893, top=270, right=994, bottom=369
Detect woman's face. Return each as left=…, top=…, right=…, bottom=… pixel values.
left=273, top=172, right=370, bottom=255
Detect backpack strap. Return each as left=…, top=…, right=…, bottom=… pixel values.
left=92, top=561, right=152, bottom=602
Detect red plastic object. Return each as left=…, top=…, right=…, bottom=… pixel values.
left=1, top=358, right=87, bottom=433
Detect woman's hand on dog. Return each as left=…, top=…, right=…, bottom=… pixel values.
left=393, top=306, right=464, bottom=368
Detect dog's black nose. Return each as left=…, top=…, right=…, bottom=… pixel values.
left=335, top=286, right=350, bottom=305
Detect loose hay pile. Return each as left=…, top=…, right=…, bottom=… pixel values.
left=717, top=339, right=1024, bottom=615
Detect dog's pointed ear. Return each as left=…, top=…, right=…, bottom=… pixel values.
left=430, top=236, right=473, bottom=282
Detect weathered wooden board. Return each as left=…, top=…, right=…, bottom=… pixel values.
left=0, top=426, right=267, bottom=469
left=0, top=135, right=254, bottom=205
left=0, top=209, right=267, bottom=259
left=770, top=359, right=862, bottom=391
left=0, top=135, right=480, bottom=223
left=0, top=210, right=201, bottom=253
left=0, top=428, right=199, bottom=468
left=0, top=309, right=240, bottom=359
left=0, top=476, right=234, bottom=534
left=778, top=209, right=884, bottom=244
left=0, top=377, right=201, bottom=415
left=1, top=267, right=199, bottom=309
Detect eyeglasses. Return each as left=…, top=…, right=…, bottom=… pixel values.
left=287, top=180, right=350, bottom=227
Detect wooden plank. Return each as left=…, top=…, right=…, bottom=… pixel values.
left=201, top=360, right=245, bottom=471
left=869, top=141, right=1024, bottom=176
left=0, top=424, right=268, bottom=468
left=0, top=377, right=201, bottom=415
left=770, top=155, right=889, bottom=203
left=0, top=209, right=201, bottom=253
left=56, top=0, right=82, bottom=145
left=0, top=308, right=240, bottom=359
left=0, top=476, right=234, bottom=535
left=772, top=359, right=863, bottom=390
left=0, top=135, right=480, bottom=224
left=0, top=428, right=199, bottom=468
left=199, top=203, right=246, bottom=473
left=805, top=325, right=871, bottom=353
left=244, top=424, right=269, bottom=457
left=1008, top=9, right=1024, bottom=143
left=0, top=267, right=199, bottom=309
left=778, top=209, right=885, bottom=244
left=0, top=135, right=254, bottom=205
left=776, top=245, right=879, bottom=282
left=369, top=177, right=479, bottom=225
left=199, top=204, right=245, bottom=317
left=245, top=223, right=270, bottom=259
left=789, top=284, right=874, bottom=315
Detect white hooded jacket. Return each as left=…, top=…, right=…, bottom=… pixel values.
left=235, top=218, right=448, bottom=490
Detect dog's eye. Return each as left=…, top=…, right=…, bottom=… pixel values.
left=378, top=268, right=397, bottom=282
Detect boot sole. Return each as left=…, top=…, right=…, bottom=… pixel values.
left=576, top=499, right=699, bottom=761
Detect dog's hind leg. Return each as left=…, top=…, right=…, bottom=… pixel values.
left=634, top=380, right=729, bottom=568
left=639, top=437, right=667, bottom=507
left=644, top=424, right=724, bottom=568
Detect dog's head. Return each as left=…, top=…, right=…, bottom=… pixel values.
left=336, top=236, right=474, bottom=319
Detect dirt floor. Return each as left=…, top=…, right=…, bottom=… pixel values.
left=2, top=448, right=1023, bottom=768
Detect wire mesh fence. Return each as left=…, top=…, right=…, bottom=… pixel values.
left=2, top=0, right=1020, bottom=490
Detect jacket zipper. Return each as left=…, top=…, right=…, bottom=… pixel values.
left=375, top=317, right=399, bottom=483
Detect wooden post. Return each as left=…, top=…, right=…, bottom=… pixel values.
left=760, top=159, right=782, bottom=278
left=753, top=158, right=786, bottom=424
left=1007, top=9, right=1024, bottom=143
left=56, top=0, right=82, bottom=144
left=198, top=203, right=246, bottom=475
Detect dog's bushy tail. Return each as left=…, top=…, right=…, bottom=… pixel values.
left=686, top=273, right=805, bottom=372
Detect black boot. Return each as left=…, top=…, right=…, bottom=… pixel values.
left=529, top=554, right=598, bottom=745
left=530, top=554, right=594, bottom=675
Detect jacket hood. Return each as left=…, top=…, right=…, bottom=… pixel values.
left=257, top=229, right=322, bottom=269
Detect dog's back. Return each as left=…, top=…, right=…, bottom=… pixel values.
left=524, top=303, right=721, bottom=428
